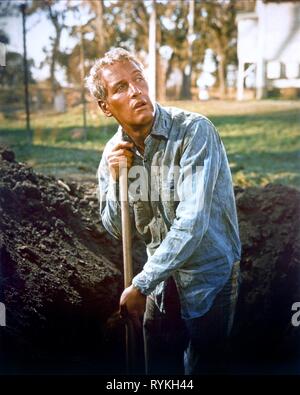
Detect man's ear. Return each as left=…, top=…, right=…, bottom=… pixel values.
left=98, top=100, right=112, bottom=117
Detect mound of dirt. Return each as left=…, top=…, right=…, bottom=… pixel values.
left=0, top=147, right=146, bottom=374
left=0, top=146, right=299, bottom=374
left=232, top=184, right=300, bottom=372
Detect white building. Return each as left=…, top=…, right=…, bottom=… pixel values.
left=236, top=0, right=300, bottom=100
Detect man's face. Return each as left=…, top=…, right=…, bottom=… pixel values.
left=98, top=60, right=155, bottom=132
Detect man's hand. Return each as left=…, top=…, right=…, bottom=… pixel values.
left=107, top=141, right=134, bottom=181
left=119, top=285, right=146, bottom=327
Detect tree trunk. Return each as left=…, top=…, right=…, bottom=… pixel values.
left=148, top=0, right=156, bottom=101
left=50, top=28, right=61, bottom=104
left=155, top=17, right=165, bottom=102
left=180, top=0, right=194, bottom=100
left=180, top=67, right=192, bottom=99
left=95, top=0, right=105, bottom=55
left=156, top=52, right=166, bottom=102
left=48, top=5, right=63, bottom=105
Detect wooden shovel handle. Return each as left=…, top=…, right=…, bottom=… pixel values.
left=119, top=164, right=133, bottom=288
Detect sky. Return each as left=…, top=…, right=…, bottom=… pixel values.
left=3, top=12, right=54, bottom=80
left=1, top=1, right=82, bottom=84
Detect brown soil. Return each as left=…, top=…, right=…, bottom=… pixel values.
left=232, top=184, right=300, bottom=373
left=0, top=147, right=299, bottom=374
left=0, top=147, right=146, bottom=374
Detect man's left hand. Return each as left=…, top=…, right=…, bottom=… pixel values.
left=119, top=285, right=146, bottom=324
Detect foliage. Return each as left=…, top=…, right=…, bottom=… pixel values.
left=47, top=0, right=245, bottom=98
left=27, top=0, right=78, bottom=100
left=0, top=47, right=35, bottom=112
left=196, top=0, right=238, bottom=97
left=0, top=0, right=19, bottom=18
left=0, top=52, right=35, bottom=87
left=0, top=0, right=261, bottom=100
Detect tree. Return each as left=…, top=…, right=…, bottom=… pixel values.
left=0, top=51, right=34, bottom=87
left=198, top=1, right=237, bottom=98
left=0, top=36, right=35, bottom=112
left=85, top=0, right=105, bottom=55
left=0, top=0, right=19, bottom=18
left=21, top=0, right=244, bottom=102
left=55, top=0, right=190, bottom=101
left=58, top=0, right=121, bottom=87
left=158, top=0, right=206, bottom=100
left=27, top=0, right=72, bottom=103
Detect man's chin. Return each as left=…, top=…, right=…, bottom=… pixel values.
left=137, top=113, right=154, bottom=125
left=134, top=108, right=154, bottom=123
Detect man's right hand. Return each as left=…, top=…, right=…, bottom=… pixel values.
left=107, top=141, right=134, bottom=181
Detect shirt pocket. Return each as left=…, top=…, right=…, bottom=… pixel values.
left=147, top=217, right=162, bottom=251
left=133, top=201, right=152, bottom=243
left=160, top=184, right=178, bottom=227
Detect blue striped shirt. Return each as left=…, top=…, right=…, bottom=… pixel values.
left=98, top=103, right=241, bottom=319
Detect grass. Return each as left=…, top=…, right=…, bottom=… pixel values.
left=0, top=100, right=299, bottom=188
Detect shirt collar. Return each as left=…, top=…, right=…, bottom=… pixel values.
left=150, top=103, right=171, bottom=140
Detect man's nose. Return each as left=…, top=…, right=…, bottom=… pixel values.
left=129, top=82, right=141, bottom=96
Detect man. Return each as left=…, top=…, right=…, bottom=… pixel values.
left=86, top=48, right=241, bottom=375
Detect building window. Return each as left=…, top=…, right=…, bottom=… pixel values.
left=285, top=62, right=299, bottom=79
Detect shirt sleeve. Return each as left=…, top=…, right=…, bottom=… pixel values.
left=98, top=149, right=123, bottom=240
left=98, top=144, right=137, bottom=240
left=132, top=119, right=222, bottom=295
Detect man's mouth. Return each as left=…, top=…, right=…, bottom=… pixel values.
left=133, top=100, right=147, bottom=110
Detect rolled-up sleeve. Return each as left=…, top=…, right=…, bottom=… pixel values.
left=132, top=119, right=222, bottom=295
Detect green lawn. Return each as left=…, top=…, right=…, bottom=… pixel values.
left=0, top=100, right=299, bottom=188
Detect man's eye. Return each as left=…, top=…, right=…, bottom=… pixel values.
left=116, top=84, right=126, bottom=92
